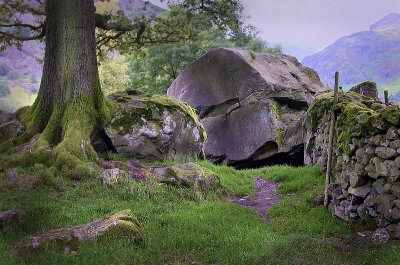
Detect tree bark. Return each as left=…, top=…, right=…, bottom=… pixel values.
left=1, top=0, right=112, bottom=177
left=32, top=0, right=102, bottom=130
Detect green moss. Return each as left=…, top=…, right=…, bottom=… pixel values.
left=14, top=209, right=144, bottom=255
left=110, top=107, right=154, bottom=134
left=379, top=104, right=400, bottom=126
left=4, top=148, right=52, bottom=169
left=270, top=101, right=283, bottom=119
left=109, top=92, right=207, bottom=142
left=249, top=50, right=256, bottom=60
left=274, top=129, right=285, bottom=146
left=370, top=102, right=384, bottom=111
left=147, top=95, right=206, bottom=141
left=308, top=91, right=383, bottom=155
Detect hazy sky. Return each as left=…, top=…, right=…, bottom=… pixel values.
left=150, top=0, right=400, bottom=60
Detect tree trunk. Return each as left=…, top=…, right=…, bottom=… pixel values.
left=1, top=0, right=112, bottom=177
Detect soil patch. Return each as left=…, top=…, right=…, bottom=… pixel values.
left=233, top=176, right=280, bottom=222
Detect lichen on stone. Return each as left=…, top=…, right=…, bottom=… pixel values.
left=109, top=92, right=207, bottom=142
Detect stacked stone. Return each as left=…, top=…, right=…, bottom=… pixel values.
left=303, top=117, right=330, bottom=169
left=304, top=81, right=400, bottom=237
left=333, top=126, right=400, bottom=236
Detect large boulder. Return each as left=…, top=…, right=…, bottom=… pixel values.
left=167, top=48, right=326, bottom=167
left=96, top=91, right=205, bottom=162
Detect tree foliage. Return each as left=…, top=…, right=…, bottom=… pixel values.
left=124, top=13, right=281, bottom=94
left=0, top=0, right=246, bottom=54
left=99, top=55, right=130, bottom=95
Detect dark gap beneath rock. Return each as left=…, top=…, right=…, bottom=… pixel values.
left=231, top=144, right=305, bottom=169
left=273, top=97, right=308, bottom=111
left=198, top=98, right=240, bottom=119
left=91, top=128, right=117, bottom=153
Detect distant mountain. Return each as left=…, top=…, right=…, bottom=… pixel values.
left=303, top=13, right=400, bottom=88
left=0, top=0, right=166, bottom=112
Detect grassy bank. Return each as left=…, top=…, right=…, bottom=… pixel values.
left=1, top=157, right=399, bottom=265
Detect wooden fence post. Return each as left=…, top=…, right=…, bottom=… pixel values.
left=324, top=72, right=339, bottom=208
left=384, top=90, right=389, bottom=106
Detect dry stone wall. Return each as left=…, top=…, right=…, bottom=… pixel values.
left=305, top=87, right=400, bottom=236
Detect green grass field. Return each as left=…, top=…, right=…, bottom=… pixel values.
left=0, top=77, right=37, bottom=112
left=1, top=155, right=400, bottom=265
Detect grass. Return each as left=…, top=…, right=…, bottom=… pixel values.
left=1, top=154, right=400, bottom=265
left=0, top=83, right=37, bottom=112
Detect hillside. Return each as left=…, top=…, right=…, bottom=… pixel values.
left=303, top=13, right=400, bottom=91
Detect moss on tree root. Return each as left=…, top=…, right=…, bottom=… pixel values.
left=1, top=94, right=116, bottom=179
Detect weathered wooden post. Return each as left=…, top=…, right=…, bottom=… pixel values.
left=324, top=72, right=339, bottom=207
left=384, top=90, right=390, bottom=106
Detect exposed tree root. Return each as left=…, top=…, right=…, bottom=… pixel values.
left=1, top=95, right=116, bottom=180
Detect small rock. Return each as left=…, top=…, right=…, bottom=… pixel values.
left=371, top=228, right=390, bottom=245
left=389, top=139, right=400, bottom=149
left=386, top=223, right=400, bottom=239
left=0, top=120, right=25, bottom=143
left=348, top=185, right=370, bottom=198
left=100, top=168, right=127, bottom=185
left=152, top=163, right=220, bottom=190
left=390, top=184, right=400, bottom=198
left=375, top=147, right=397, bottom=159
left=0, top=210, right=24, bottom=230
left=387, top=127, right=399, bottom=140
left=127, top=160, right=149, bottom=181
left=370, top=135, right=383, bottom=146
left=356, top=204, right=369, bottom=220
left=314, top=194, right=325, bottom=206
left=374, top=158, right=399, bottom=179
left=5, top=168, right=19, bottom=181
left=350, top=173, right=367, bottom=188
left=365, top=146, right=376, bottom=156
left=355, top=148, right=369, bottom=165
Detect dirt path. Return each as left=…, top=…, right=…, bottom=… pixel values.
left=232, top=176, right=280, bottom=222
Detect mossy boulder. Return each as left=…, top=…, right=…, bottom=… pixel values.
left=97, top=92, right=205, bottom=162
left=152, top=163, right=221, bottom=190
left=15, top=209, right=144, bottom=255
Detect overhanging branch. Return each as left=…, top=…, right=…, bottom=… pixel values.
left=0, top=24, right=45, bottom=41
left=0, top=22, right=43, bottom=30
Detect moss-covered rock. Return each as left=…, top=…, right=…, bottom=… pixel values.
left=152, top=163, right=221, bottom=190
left=100, top=91, right=206, bottom=162
left=15, top=209, right=144, bottom=255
